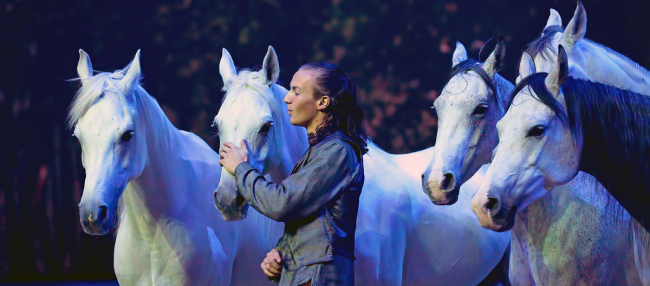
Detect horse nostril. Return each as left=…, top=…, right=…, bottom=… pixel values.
left=485, top=197, right=501, bottom=217
left=98, top=205, right=108, bottom=223
left=441, top=173, right=456, bottom=192
left=486, top=198, right=498, bottom=210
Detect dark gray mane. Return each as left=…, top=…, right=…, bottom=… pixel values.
left=513, top=73, right=650, bottom=233
left=449, top=59, right=504, bottom=112
left=525, top=25, right=564, bottom=60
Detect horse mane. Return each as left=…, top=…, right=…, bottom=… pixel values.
left=525, top=25, right=564, bottom=60
left=513, top=73, right=650, bottom=232
left=448, top=59, right=514, bottom=114
left=67, top=64, right=142, bottom=130
left=525, top=26, right=650, bottom=78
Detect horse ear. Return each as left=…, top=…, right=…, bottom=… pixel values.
left=120, top=50, right=141, bottom=97
left=452, top=42, right=468, bottom=67
left=518, top=52, right=536, bottom=84
left=77, top=49, right=93, bottom=84
left=544, top=8, right=562, bottom=30
left=482, top=38, right=505, bottom=78
left=260, top=46, right=279, bottom=86
left=562, top=1, right=587, bottom=49
left=545, top=45, right=569, bottom=96
left=220, top=48, right=237, bottom=85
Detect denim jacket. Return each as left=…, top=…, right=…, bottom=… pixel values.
left=234, top=131, right=364, bottom=280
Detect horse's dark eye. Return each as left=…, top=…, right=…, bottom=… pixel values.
left=430, top=106, right=437, bottom=116
left=260, top=122, right=272, bottom=134
left=472, top=104, right=488, bottom=115
left=212, top=121, right=219, bottom=134
left=121, top=131, right=134, bottom=142
left=527, top=125, right=545, bottom=137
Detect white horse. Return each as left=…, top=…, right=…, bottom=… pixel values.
left=422, top=39, right=512, bottom=206
left=70, top=50, right=281, bottom=285
left=423, top=39, right=646, bottom=284
left=471, top=45, right=650, bottom=285
left=520, top=1, right=650, bottom=95
left=213, top=46, right=510, bottom=285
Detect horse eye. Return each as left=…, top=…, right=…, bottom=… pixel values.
left=260, top=122, right=272, bottom=134
left=212, top=121, right=219, bottom=134
left=430, top=106, right=437, bottom=117
left=121, top=130, right=134, bottom=142
left=472, top=104, right=488, bottom=115
left=527, top=125, right=545, bottom=137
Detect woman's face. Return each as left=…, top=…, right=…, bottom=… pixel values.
left=284, top=69, right=322, bottom=129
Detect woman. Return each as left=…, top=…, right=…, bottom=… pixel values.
left=218, top=62, right=368, bottom=286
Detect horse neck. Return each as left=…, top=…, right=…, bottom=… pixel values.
left=125, top=86, right=209, bottom=217
left=573, top=80, right=650, bottom=233
left=571, top=40, right=650, bottom=95
left=268, top=84, right=309, bottom=182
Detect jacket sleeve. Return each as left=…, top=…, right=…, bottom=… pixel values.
left=234, top=141, right=356, bottom=222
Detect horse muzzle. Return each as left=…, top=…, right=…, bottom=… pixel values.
left=214, top=183, right=249, bottom=222
left=79, top=202, right=114, bottom=235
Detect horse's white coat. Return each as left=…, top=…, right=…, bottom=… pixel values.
left=523, top=3, right=650, bottom=95
left=71, top=50, right=282, bottom=285
left=423, top=41, right=510, bottom=205
left=425, top=39, right=649, bottom=285
left=213, top=46, right=510, bottom=285
left=470, top=5, right=650, bottom=281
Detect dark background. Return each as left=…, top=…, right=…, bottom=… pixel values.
left=1, top=0, right=649, bottom=283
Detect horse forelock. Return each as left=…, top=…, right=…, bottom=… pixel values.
left=448, top=59, right=507, bottom=114
left=222, top=69, right=283, bottom=123
left=68, top=65, right=142, bottom=130
left=526, top=25, right=564, bottom=60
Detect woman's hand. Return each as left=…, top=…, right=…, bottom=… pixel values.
left=219, top=140, right=249, bottom=175
left=261, top=248, right=283, bottom=279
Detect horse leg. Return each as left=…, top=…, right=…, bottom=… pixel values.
left=354, top=228, right=405, bottom=285
left=354, top=200, right=406, bottom=286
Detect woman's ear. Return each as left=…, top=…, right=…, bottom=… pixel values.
left=317, top=96, right=331, bottom=111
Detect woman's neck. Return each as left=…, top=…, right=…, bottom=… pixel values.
left=306, top=112, right=326, bottom=134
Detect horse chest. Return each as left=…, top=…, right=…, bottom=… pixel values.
left=114, top=215, right=217, bottom=285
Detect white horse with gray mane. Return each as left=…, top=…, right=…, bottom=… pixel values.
left=212, top=46, right=510, bottom=285
left=520, top=1, right=650, bottom=95
left=70, top=50, right=282, bottom=285
left=472, top=41, right=650, bottom=284
left=423, top=36, right=648, bottom=285
left=512, top=4, right=650, bottom=284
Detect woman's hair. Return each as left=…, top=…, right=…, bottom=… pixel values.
left=299, top=62, right=369, bottom=155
